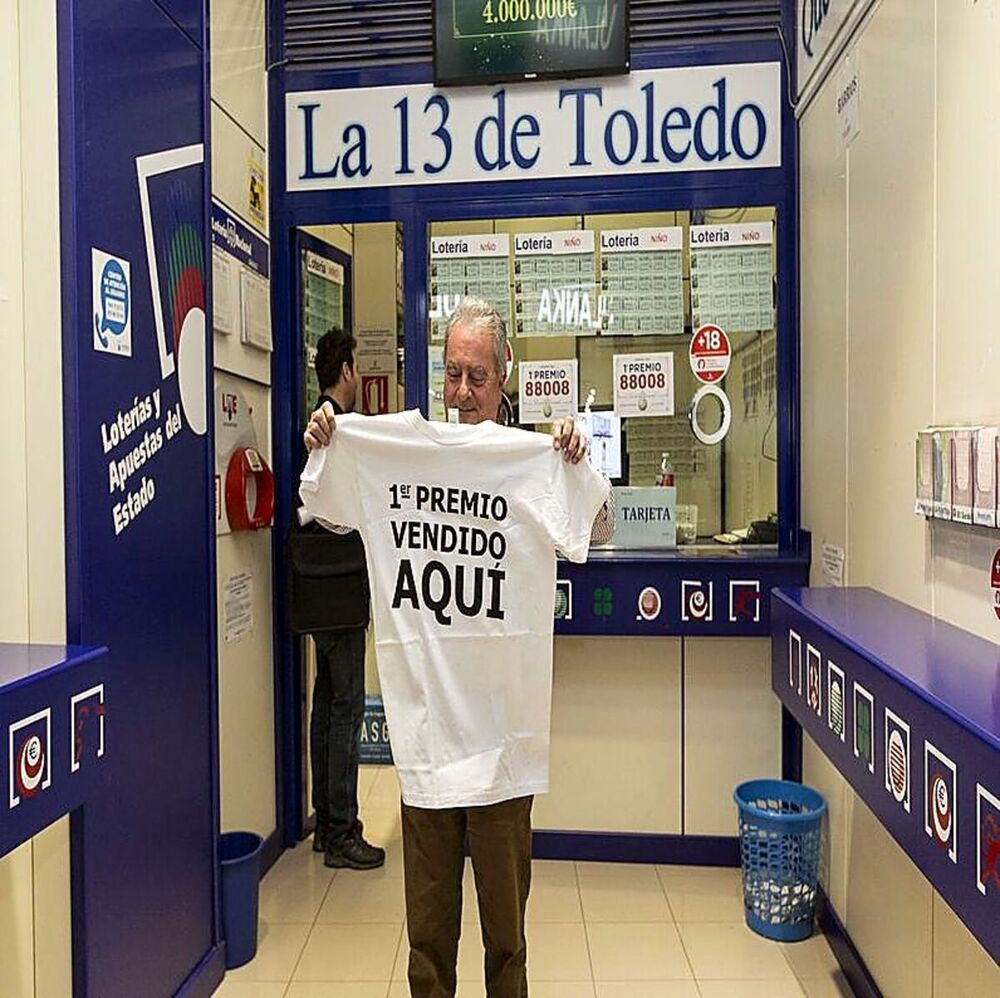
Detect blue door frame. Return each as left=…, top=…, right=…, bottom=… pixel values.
left=268, top=34, right=801, bottom=847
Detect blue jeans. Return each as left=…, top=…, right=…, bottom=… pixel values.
left=310, top=628, right=366, bottom=845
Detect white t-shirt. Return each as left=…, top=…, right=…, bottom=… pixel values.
left=299, top=409, right=610, bottom=809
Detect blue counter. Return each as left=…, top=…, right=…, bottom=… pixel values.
left=555, top=546, right=810, bottom=637
left=771, top=588, right=1000, bottom=965
left=0, top=643, right=109, bottom=858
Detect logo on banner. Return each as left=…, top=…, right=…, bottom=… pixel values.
left=92, top=249, right=132, bottom=356
left=681, top=580, right=713, bottom=622
left=9, top=709, right=52, bottom=808
left=827, top=661, right=846, bottom=741
left=636, top=586, right=662, bottom=621
left=976, top=784, right=1000, bottom=895
left=729, top=580, right=761, bottom=622
left=361, top=375, right=389, bottom=415
left=71, top=685, right=107, bottom=773
left=853, top=683, right=874, bottom=773
left=806, top=645, right=822, bottom=716
left=689, top=325, right=731, bottom=384
left=554, top=580, right=573, bottom=621
left=136, top=144, right=208, bottom=435
left=992, top=549, right=1000, bottom=622
left=924, top=742, right=957, bottom=863
left=592, top=586, right=614, bottom=619
left=884, top=709, right=911, bottom=812
left=788, top=630, right=802, bottom=693
left=247, top=156, right=266, bottom=229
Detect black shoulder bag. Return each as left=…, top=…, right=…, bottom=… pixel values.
left=286, top=519, right=370, bottom=634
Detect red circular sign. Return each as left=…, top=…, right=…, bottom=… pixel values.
left=992, top=549, right=1000, bottom=622
left=689, top=324, right=731, bottom=384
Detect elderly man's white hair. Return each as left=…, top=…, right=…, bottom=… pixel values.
left=443, top=297, right=508, bottom=382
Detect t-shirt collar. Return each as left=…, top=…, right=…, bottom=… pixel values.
left=404, top=409, right=491, bottom=445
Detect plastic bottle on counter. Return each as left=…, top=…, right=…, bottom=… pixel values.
left=657, top=452, right=674, bottom=487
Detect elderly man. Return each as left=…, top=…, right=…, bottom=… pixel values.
left=303, top=297, right=610, bottom=998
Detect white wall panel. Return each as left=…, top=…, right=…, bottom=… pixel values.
left=536, top=637, right=681, bottom=834
left=211, top=103, right=267, bottom=236
left=210, top=0, right=266, bottom=145
left=844, top=796, right=933, bottom=998
left=0, top=0, right=30, bottom=644
left=20, top=0, right=66, bottom=646
left=844, top=0, right=935, bottom=610
left=800, top=0, right=1000, bottom=992
left=217, top=376, right=276, bottom=837
left=1, top=3, right=72, bottom=995
left=799, top=59, right=849, bottom=587
left=683, top=637, right=780, bottom=835
left=802, top=732, right=850, bottom=916
left=933, top=0, right=1000, bottom=425
left=32, top=819, right=72, bottom=998
left=0, top=843, right=35, bottom=998
left=932, top=892, right=1000, bottom=996
left=930, top=0, right=1000, bottom=641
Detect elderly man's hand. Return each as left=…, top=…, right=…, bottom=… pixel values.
left=551, top=416, right=588, bottom=464
left=304, top=400, right=337, bottom=450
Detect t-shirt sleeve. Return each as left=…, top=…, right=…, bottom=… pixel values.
left=298, top=434, right=363, bottom=531
left=544, top=454, right=613, bottom=563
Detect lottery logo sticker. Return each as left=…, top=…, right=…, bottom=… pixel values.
left=592, top=586, right=614, bottom=619
left=689, top=324, right=731, bottom=384
left=71, top=685, right=107, bottom=773
left=884, top=709, right=911, bottom=812
left=729, top=580, right=761, bottom=623
left=8, top=709, right=52, bottom=808
left=518, top=360, right=578, bottom=424
left=992, top=549, right=1000, bottom=622
left=92, top=248, right=132, bottom=356
left=853, top=683, right=874, bottom=773
left=788, top=630, right=802, bottom=694
left=613, top=353, right=674, bottom=418
left=554, top=580, right=573, bottom=621
left=827, top=661, right=846, bottom=742
left=637, top=586, right=662, bottom=621
left=680, top=580, right=713, bottom=622
left=924, top=742, right=957, bottom=863
left=976, top=784, right=1000, bottom=895
left=806, top=644, right=822, bottom=716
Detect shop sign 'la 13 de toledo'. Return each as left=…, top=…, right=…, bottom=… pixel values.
left=286, top=63, right=781, bottom=192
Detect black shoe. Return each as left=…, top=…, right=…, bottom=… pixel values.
left=324, top=832, right=386, bottom=870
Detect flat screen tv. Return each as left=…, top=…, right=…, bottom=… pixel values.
left=434, top=0, right=630, bottom=87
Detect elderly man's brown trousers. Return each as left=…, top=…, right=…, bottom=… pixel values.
left=402, top=795, right=533, bottom=998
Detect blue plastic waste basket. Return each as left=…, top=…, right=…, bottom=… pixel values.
left=220, top=831, right=264, bottom=969
left=734, top=779, right=826, bottom=942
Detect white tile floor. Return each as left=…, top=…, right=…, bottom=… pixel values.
left=215, top=767, right=855, bottom=998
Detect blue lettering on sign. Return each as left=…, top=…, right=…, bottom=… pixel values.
left=298, top=103, right=371, bottom=179
left=297, top=72, right=770, bottom=186
left=561, top=77, right=765, bottom=170
left=604, top=107, right=639, bottom=166
left=474, top=90, right=541, bottom=172
left=558, top=86, right=604, bottom=167
left=802, top=0, right=833, bottom=59
left=423, top=94, right=453, bottom=175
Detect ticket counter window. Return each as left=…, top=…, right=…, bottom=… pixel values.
left=427, top=210, right=778, bottom=547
